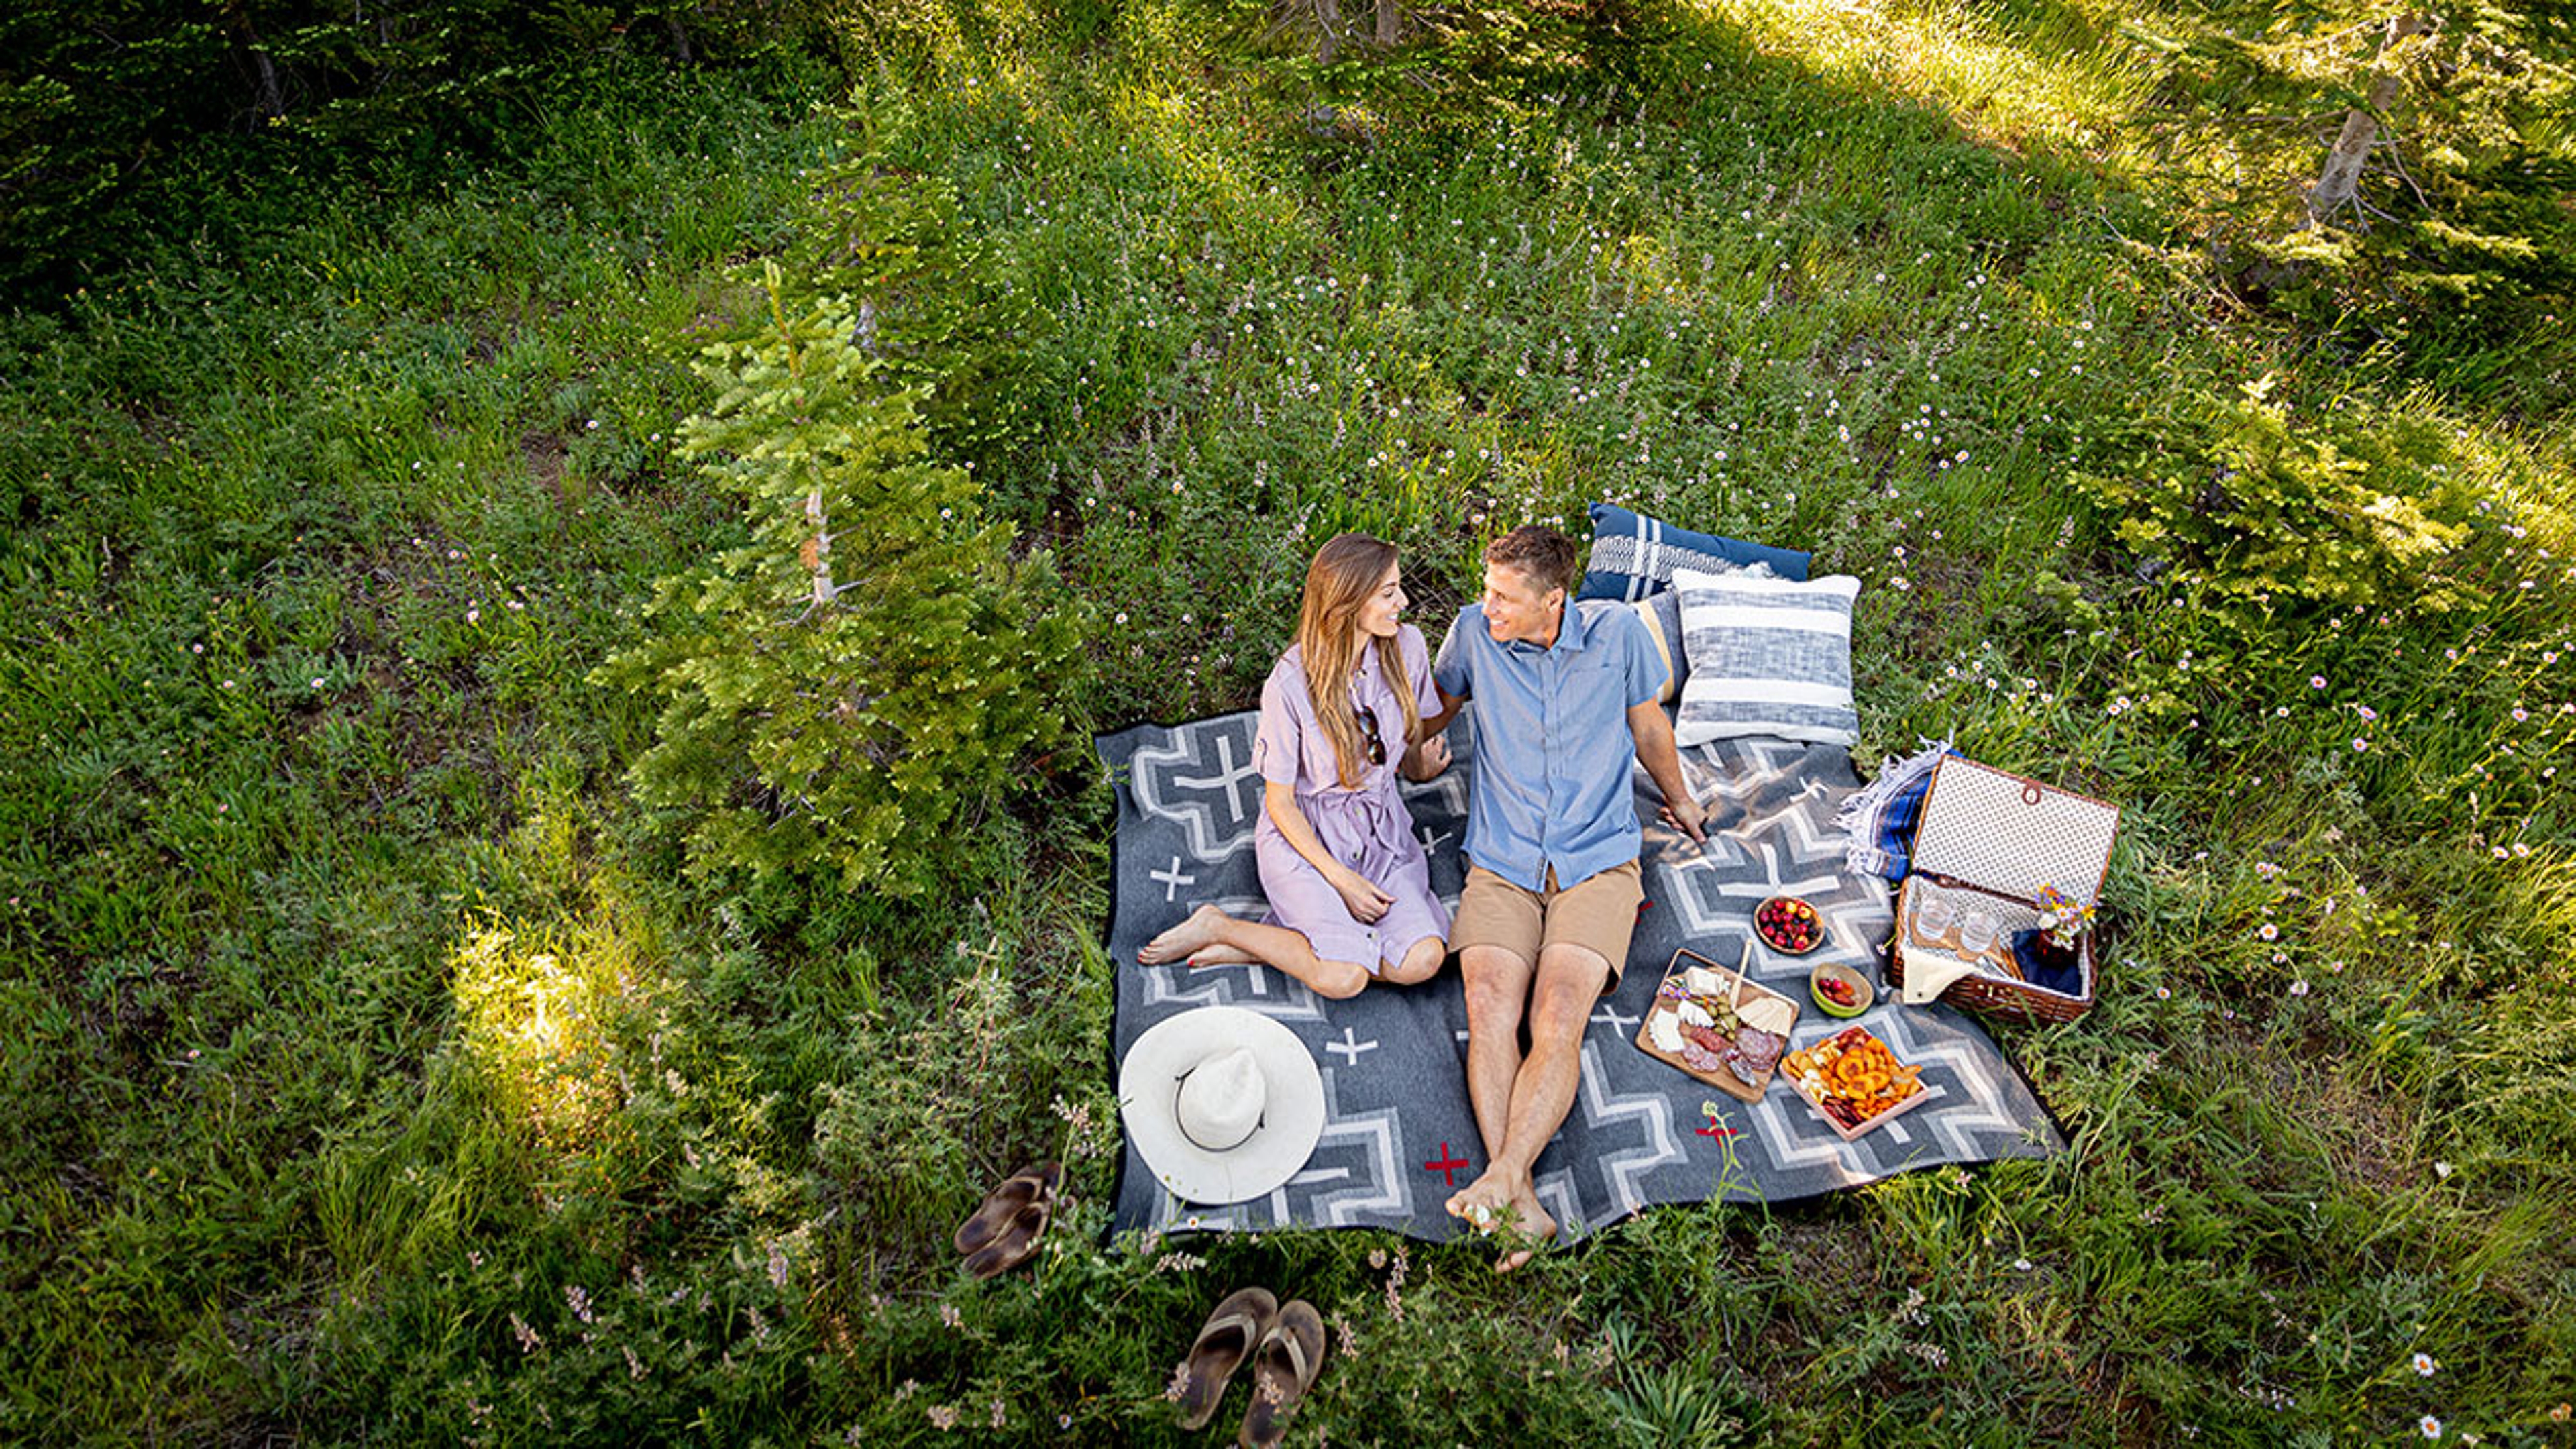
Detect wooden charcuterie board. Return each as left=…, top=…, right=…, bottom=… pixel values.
left=1632, top=946, right=1802, bottom=1104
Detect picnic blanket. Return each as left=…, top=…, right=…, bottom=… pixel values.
left=1102, top=710, right=2062, bottom=1243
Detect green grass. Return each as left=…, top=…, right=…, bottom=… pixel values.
left=5, top=1, right=2574, bottom=1443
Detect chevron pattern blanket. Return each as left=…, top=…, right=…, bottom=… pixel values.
left=1102, top=711, right=2062, bottom=1243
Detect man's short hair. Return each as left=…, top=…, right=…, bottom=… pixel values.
left=1485, top=525, right=1579, bottom=598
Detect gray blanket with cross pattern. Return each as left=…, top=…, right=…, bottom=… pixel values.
left=1102, top=710, right=2061, bottom=1242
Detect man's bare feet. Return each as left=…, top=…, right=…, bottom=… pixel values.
left=1137, top=904, right=1232, bottom=965
left=1446, top=1169, right=1556, bottom=1271
left=1444, top=1166, right=1512, bottom=1227
left=1495, top=1185, right=1557, bottom=1273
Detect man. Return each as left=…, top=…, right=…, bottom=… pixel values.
left=1424, top=525, right=1708, bottom=1269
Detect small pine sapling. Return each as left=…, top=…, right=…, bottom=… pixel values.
left=597, top=261, right=1088, bottom=898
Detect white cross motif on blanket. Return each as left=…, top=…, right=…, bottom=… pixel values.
left=1149, top=855, right=1197, bottom=902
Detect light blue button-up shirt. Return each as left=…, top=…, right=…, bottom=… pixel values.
left=1433, top=599, right=1665, bottom=893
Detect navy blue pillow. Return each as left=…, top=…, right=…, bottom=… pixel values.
left=1576, top=502, right=1811, bottom=601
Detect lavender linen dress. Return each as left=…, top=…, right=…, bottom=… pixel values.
left=1249, top=624, right=1452, bottom=973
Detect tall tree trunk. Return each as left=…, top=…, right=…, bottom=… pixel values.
left=251, top=48, right=285, bottom=121
left=1313, top=0, right=1341, bottom=64
left=1376, top=0, right=1399, bottom=46
left=227, top=3, right=286, bottom=121
left=2306, top=12, right=2429, bottom=225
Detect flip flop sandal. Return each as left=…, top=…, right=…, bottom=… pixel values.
left=961, top=1195, right=1052, bottom=1281
left=1237, top=1298, right=1325, bottom=1449
left=954, top=1162, right=1063, bottom=1258
left=1172, top=1287, right=1277, bottom=1432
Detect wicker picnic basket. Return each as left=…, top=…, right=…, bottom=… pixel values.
left=1887, top=757, right=2120, bottom=1025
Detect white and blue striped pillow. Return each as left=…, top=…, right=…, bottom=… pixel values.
left=1671, top=566, right=1861, bottom=747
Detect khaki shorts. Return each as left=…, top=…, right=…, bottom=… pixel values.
left=1451, top=859, right=1644, bottom=987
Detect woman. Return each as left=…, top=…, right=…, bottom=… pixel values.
left=1138, top=533, right=1452, bottom=998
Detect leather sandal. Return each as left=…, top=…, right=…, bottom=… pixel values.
left=961, top=1195, right=1052, bottom=1280
left=954, top=1162, right=1063, bottom=1258
left=1172, top=1287, right=1277, bottom=1431
left=1238, top=1298, right=1325, bottom=1448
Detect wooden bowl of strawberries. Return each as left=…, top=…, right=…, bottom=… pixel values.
left=1754, top=895, right=1827, bottom=955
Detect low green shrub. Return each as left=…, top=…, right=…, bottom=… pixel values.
left=2071, top=377, right=2474, bottom=627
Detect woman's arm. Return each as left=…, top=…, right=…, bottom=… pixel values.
left=1265, top=780, right=1394, bottom=923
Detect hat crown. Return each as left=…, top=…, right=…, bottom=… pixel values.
left=1175, top=1047, right=1265, bottom=1153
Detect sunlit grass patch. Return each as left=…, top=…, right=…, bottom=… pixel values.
left=449, top=914, right=672, bottom=1171
left=1689, top=0, right=2163, bottom=158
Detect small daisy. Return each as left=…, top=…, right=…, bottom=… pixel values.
left=2289, top=980, right=2310, bottom=997
left=2259, top=923, right=2279, bottom=941
left=2420, top=1415, right=2441, bottom=1438
left=2414, top=1352, right=2437, bottom=1376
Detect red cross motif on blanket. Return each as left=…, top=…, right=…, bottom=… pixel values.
left=1695, top=1102, right=1739, bottom=1140
left=1421, top=1143, right=1470, bottom=1187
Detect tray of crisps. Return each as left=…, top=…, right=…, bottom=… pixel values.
left=1781, top=1026, right=1938, bottom=1142
left=1635, top=946, right=1802, bottom=1104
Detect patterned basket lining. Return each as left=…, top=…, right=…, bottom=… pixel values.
left=1911, top=759, right=2118, bottom=906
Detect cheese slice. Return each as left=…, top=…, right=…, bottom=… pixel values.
left=1647, top=1009, right=1685, bottom=1055
left=1684, top=966, right=1726, bottom=998
left=1740, top=996, right=1796, bottom=1036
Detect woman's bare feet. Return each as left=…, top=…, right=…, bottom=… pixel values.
left=1138, top=904, right=1234, bottom=965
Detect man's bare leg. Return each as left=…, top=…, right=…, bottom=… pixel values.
left=1447, top=943, right=1609, bottom=1269
left=1452, top=944, right=1533, bottom=1164
left=1136, top=904, right=1371, bottom=999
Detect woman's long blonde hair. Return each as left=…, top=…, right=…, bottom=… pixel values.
left=1298, top=533, right=1418, bottom=790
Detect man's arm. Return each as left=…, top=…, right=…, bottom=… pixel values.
left=1422, top=611, right=1472, bottom=741
left=1419, top=683, right=1466, bottom=740
left=1627, top=699, right=1707, bottom=843
left=1401, top=686, right=1462, bottom=781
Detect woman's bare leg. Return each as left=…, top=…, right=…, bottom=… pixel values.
left=1379, top=935, right=1447, bottom=985
left=1137, top=905, right=1371, bottom=998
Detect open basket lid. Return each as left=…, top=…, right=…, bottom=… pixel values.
left=1912, top=758, right=2119, bottom=906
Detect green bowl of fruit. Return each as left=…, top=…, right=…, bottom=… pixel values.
left=1809, top=960, right=1875, bottom=1018
left=1755, top=895, right=1826, bottom=955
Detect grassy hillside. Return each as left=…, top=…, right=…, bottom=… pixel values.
left=3, top=1, right=2571, bottom=1442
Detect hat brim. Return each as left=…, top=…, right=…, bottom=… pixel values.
left=1119, top=1006, right=1325, bottom=1208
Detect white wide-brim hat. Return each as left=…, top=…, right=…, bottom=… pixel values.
left=1119, top=1006, right=1325, bottom=1208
